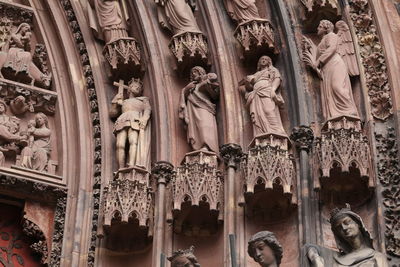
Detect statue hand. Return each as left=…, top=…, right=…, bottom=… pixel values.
left=139, top=119, right=148, bottom=129
left=307, top=247, right=324, bottom=267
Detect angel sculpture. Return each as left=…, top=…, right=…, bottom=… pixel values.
left=302, top=20, right=359, bottom=121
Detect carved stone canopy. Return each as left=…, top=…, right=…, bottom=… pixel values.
left=313, top=116, right=373, bottom=205
left=301, top=0, right=341, bottom=31
left=241, top=134, right=297, bottom=220
left=171, top=150, right=223, bottom=236
left=169, top=31, right=209, bottom=72
left=102, top=167, right=153, bottom=251
left=102, top=37, right=142, bottom=80
left=234, top=19, right=278, bottom=60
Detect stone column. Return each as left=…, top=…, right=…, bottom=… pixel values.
left=151, top=161, right=174, bottom=267
left=290, top=126, right=316, bottom=244
left=220, top=143, right=242, bottom=267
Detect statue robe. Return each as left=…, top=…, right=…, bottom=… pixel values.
left=317, top=32, right=359, bottom=121
left=245, top=66, right=287, bottom=137
left=156, top=0, right=201, bottom=35
left=88, top=0, right=129, bottom=43
left=179, top=77, right=219, bottom=153
left=224, top=0, right=260, bottom=23
left=302, top=245, right=389, bottom=267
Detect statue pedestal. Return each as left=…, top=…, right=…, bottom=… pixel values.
left=103, top=37, right=142, bottom=79
left=242, top=134, right=296, bottom=221
left=171, top=150, right=223, bottom=236
left=169, top=32, right=208, bottom=72
left=314, top=116, right=373, bottom=204
left=102, top=166, right=153, bottom=251
left=234, top=19, right=278, bottom=60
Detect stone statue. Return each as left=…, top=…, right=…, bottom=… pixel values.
left=88, top=0, right=129, bottom=43
left=179, top=66, right=219, bottom=153
left=224, top=0, right=261, bottom=23
left=304, top=204, right=389, bottom=267
left=0, top=23, right=51, bottom=88
left=168, top=246, right=201, bottom=267
left=248, top=231, right=283, bottom=267
left=302, top=20, right=359, bottom=122
left=111, top=79, right=151, bottom=170
left=335, top=20, right=359, bottom=77
left=20, top=112, right=51, bottom=172
left=0, top=99, right=23, bottom=166
left=240, top=55, right=287, bottom=137
left=155, top=0, right=202, bottom=35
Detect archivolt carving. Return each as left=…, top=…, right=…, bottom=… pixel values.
left=349, top=0, right=392, bottom=120
left=60, top=0, right=102, bottom=265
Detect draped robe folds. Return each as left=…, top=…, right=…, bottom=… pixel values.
left=317, top=32, right=359, bottom=121
left=88, top=0, right=128, bottom=43
left=302, top=245, right=389, bottom=267
left=245, top=66, right=287, bottom=137
left=179, top=79, right=219, bottom=153
left=113, top=97, right=151, bottom=170
left=156, top=0, right=201, bottom=35
left=224, top=0, right=260, bottom=22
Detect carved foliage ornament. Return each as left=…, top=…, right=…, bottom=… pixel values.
left=290, top=125, right=314, bottom=152
left=22, top=216, right=48, bottom=264
left=375, top=127, right=400, bottom=257
left=349, top=0, right=392, bottom=120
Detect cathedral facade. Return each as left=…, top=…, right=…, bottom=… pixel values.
left=0, top=0, right=398, bottom=266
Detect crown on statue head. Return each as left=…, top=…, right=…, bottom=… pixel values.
left=329, top=203, right=351, bottom=223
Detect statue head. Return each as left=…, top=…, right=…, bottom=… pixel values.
left=0, top=99, right=7, bottom=114
left=330, top=204, right=373, bottom=254
left=190, top=66, right=206, bottom=83
left=127, top=78, right=143, bottom=97
left=168, top=246, right=201, bottom=267
left=248, top=231, right=283, bottom=267
left=257, top=56, right=272, bottom=71
left=335, top=20, right=349, bottom=32
left=317, top=20, right=334, bottom=36
left=16, top=23, right=31, bottom=35
left=35, top=112, right=49, bottom=128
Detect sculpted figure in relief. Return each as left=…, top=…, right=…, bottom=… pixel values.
left=335, top=20, right=359, bottom=77
left=240, top=56, right=287, bottom=137
left=155, top=0, right=202, bottom=35
left=111, top=79, right=151, bottom=170
left=303, top=20, right=359, bottom=121
left=20, top=112, right=51, bottom=172
left=224, top=0, right=261, bottom=23
left=179, top=66, right=219, bottom=153
left=168, top=246, right=201, bottom=267
left=0, top=23, right=51, bottom=88
left=0, top=100, right=22, bottom=166
left=248, top=231, right=283, bottom=267
left=305, top=204, right=389, bottom=267
left=88, top=0, right=129, bottom=43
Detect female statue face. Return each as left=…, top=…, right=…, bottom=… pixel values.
left=257, top=56, right=271, bottom=70
left=35, top=114, right=47, bottom=127
left=333, top=215, right=361, bottom=242
left=0, top=103, right=6, bottom=114
left=252, top=240, right=276, bottom=266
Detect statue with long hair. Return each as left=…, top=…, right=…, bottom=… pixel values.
left=240, top=55, right=287, bottom=137
left=248, top=231, right=283, bottom=267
